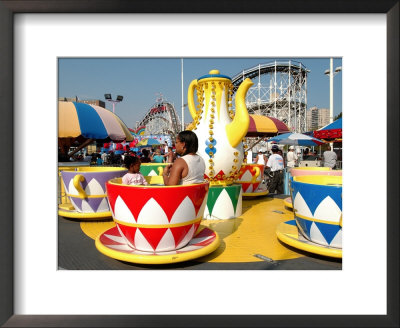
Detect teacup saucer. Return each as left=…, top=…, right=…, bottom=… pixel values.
left=242, top=187, right=269, bottom=197
left=95, top=225, right=220, bottom=265
left=276, top=220, right=342, bottom=258
left=283, top=197, right=293, bottom=209
left=58, top=203, right=112, bottom=220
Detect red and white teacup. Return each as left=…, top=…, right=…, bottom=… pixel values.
left=106, top=179, right=209, bottom=252
left=235, top=164, right=263, bottom=193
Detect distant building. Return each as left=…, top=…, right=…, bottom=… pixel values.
left=59, top=97, right=106, bottom=108
left=318, top=108, right=330, bottom=128
left=306, top=106, right=330, bottom=131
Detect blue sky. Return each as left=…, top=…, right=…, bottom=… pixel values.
left=58, top=57, right=342, bottom=130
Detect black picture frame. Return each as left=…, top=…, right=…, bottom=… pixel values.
left=1, top=1, right=398, bottom=327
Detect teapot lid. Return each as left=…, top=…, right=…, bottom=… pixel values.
left=198, top=69, right=231, bottom=81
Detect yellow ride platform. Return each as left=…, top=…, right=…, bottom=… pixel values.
left=81, top=197, right=306, bottom=264
left=243, top=189, right=269, bottom=197
left=283, top=197, right=293, bottom=209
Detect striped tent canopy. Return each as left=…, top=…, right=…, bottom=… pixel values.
left=314, top=118, right=342, bottom=141
left=246, top=114, right=290, bottom=137
left=58, top=101, right=133, bottom=143
left=268, top=132, right=326, bottom=146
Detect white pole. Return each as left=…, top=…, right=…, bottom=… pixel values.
left=330, top=58, right=334, bottom=123
left=181, top=58, right=184, bottom=131
left=288, top=61, right=291, bottom=130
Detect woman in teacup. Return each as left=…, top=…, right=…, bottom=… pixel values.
left=162, top=130, right=206, bottom=186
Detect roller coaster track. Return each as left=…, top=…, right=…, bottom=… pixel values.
left=231, top=61, right=309, bottom=132
left=136, top=98, right=181, bottom=138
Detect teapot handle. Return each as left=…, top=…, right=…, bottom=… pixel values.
left=187, top=79, right=198, bottom=120
left=73, top=174, right=87, bottom=198
left=251, top=167, right=260, bottom=183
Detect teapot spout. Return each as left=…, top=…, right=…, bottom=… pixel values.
left=225, top=78, right=253, bottom=148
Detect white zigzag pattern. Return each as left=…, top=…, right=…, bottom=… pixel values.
left=293, top=192, right=313, bottom=218
left=170, top=196, right=196, bottom=224
left=309, top=222, right=328, bottom=245
left=235, top=188, right=243, bottom=216
left=134, top=228, right=154, bottom=252
left=85, top=178, right=104, bottom=195
left=240, top=170, right=253, bottom=181
left=155, top=229, right=175, bottom=252
left=197, top=193, right=208, bottom=219
left=329, top=229, right=342, bottom=248
left=313, top=196, right=341, bottom=223
left=114, top=196, right=135, bottom=223
left=176, top=224, right=195, bottom=249
left=137, top=198, right=169, bottom=224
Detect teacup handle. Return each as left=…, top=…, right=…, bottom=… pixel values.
left=73, top=174, right=87, bottom=198
left=157, top=167, right=164, bottom=176
left=251, top=167, right=260, bottom=183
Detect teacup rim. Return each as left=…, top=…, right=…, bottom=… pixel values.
left=293, top=175, right=342, bottom=187
left=107, top=178, right=210, bottom=189
left=61, top=167, right=128, bottom=173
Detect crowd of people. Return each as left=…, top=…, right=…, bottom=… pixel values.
left=61, top=141, right=178, bottom=167
left=59, top=134, right=339, bottom=193
left=248, top=144, right=339, bottom=194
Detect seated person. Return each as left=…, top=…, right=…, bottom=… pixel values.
left=140, top=149, right=151, bottom=163
left=162, top=130, right=205, bottom=186
left=122, top=156, right=148, bottom=186
left=302, top=147, right=317, bottom=160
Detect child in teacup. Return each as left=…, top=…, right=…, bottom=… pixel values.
left=122, top=156, right=148, bottom=186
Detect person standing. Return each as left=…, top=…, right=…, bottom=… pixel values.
left=265, top=144, right=284, bottom=194
left=286, top=145, right=298, bottom=169
left=255, top=149, right=267, bottom=180
left=246, top=149, right=253, bottom=164
left=256, top=149, right=267, bottom=165
left=101, top=151, right=107, bottom=165
left=322, top=145, right=337, bottom=169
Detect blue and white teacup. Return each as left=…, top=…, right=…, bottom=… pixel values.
left=290, top=175, right=342, bottom=248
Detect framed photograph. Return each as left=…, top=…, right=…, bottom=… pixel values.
left=1, top=1, right=398, bottom=327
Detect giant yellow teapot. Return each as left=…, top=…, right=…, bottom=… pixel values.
left=188, top=70, right=253, bottom=185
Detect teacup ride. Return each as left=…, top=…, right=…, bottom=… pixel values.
left=235, top=163, right=268, bottom=197
left=188, top=70, right=253, bottom=220
left=59, top=167, right=127, bottom=220
left=139, top=162, right=169, bottom=185
left=95, top=179, right=220, bottom=264
left=283, top=167, right=342, bottom=209
left=276, top=175, right=342, bottom=258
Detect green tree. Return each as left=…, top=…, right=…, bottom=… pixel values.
left=334, top=112, right=342, bottom=120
